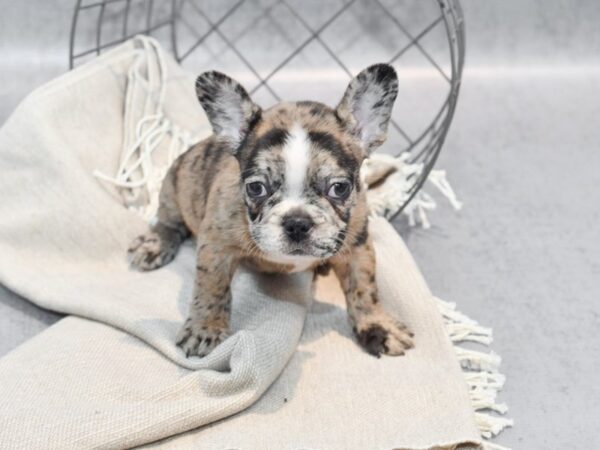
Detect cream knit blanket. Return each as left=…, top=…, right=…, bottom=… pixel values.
left=0, top=37, right=510, bottom=449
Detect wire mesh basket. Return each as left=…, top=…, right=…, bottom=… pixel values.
left=70, top=0, right=464, bottom=218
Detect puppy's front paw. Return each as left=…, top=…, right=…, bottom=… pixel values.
left=128, top=232, right=177, bottom=271
left=354, top=313, right=414, bottom=357
left=176, top=318, right=229, bottom=358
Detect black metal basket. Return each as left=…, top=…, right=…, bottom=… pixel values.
left=70, top=0, right=464, bottom=218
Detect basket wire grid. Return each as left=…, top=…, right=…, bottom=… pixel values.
left=70, top=0, right=464, bottom=219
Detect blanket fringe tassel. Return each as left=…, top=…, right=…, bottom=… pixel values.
left=362, top=153, right=463, bottom=228
left=436, top=297, right=514, bottom=449
left=92, top=36, right=200, bottom=222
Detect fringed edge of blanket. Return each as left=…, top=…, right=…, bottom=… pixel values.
left=436, top=298, right=514, bottom=450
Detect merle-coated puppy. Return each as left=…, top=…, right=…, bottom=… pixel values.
left=129, top=63, right=414, bottom=358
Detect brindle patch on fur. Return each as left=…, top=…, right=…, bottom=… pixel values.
left=307, top=130, right=358, bottom=175
left=242, top=127, right=289, bottom=174
left=353, top=219, right=369, bottom=247
left=357, top=323, right=388, bottom=357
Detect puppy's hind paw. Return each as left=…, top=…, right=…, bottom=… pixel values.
left=355, top=314, right=414, bottom=358
left=128, top=232, right=177, bottom=271
left=176, top=319, right=229, bottom=358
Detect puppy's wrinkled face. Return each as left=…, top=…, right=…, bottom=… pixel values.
left=195, top=64, right=398, bottom=264
left=240, top=105, right=361, bottom=263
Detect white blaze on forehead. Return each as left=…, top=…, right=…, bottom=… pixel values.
left=282, top=123, right=311, bottom=199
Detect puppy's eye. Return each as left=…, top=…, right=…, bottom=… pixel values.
left=327, top=181, right=351, bottom=201
left=246, top=181, right=268, bottom=199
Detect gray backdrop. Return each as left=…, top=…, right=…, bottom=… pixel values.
left=1, top=1, right=600, bottom=448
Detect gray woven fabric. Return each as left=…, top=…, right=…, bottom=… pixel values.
left=0, top=40, right=480, bottom=449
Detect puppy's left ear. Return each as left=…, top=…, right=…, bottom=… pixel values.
left=196, top=71, right=261, bottom=151
left=336, top=64, right=398, bottom=155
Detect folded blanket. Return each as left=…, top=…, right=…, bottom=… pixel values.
left=0, top=37, right=508, bottom=449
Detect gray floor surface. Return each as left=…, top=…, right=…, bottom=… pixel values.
left=1, top=1, right=600, bottom=449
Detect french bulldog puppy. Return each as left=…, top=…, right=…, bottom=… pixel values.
left=129, top=63, right=414, bottom=358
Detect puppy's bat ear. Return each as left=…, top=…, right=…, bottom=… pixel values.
left=336, top=64, right=398, bottom=155
left=195, top=71, right=261, bottom=151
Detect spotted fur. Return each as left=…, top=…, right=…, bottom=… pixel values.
left=128, top=64, right=413, bottom=358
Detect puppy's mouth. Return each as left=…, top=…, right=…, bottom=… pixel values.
left=284, top=243, right=318, bottom=257
left=249, top=226, right=340, bottom=260
left=263, top=241, right=333, bottom=260
left=284, top=241, right=337, bottom=259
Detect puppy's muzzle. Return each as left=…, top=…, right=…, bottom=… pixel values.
left=282, top=213, right=313, bottom=243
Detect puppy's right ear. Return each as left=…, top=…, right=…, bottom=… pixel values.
left=195, top=71, right=261, bottom=152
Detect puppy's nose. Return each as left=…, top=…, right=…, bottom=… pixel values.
left=282, top=214, right=314, bottom=242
